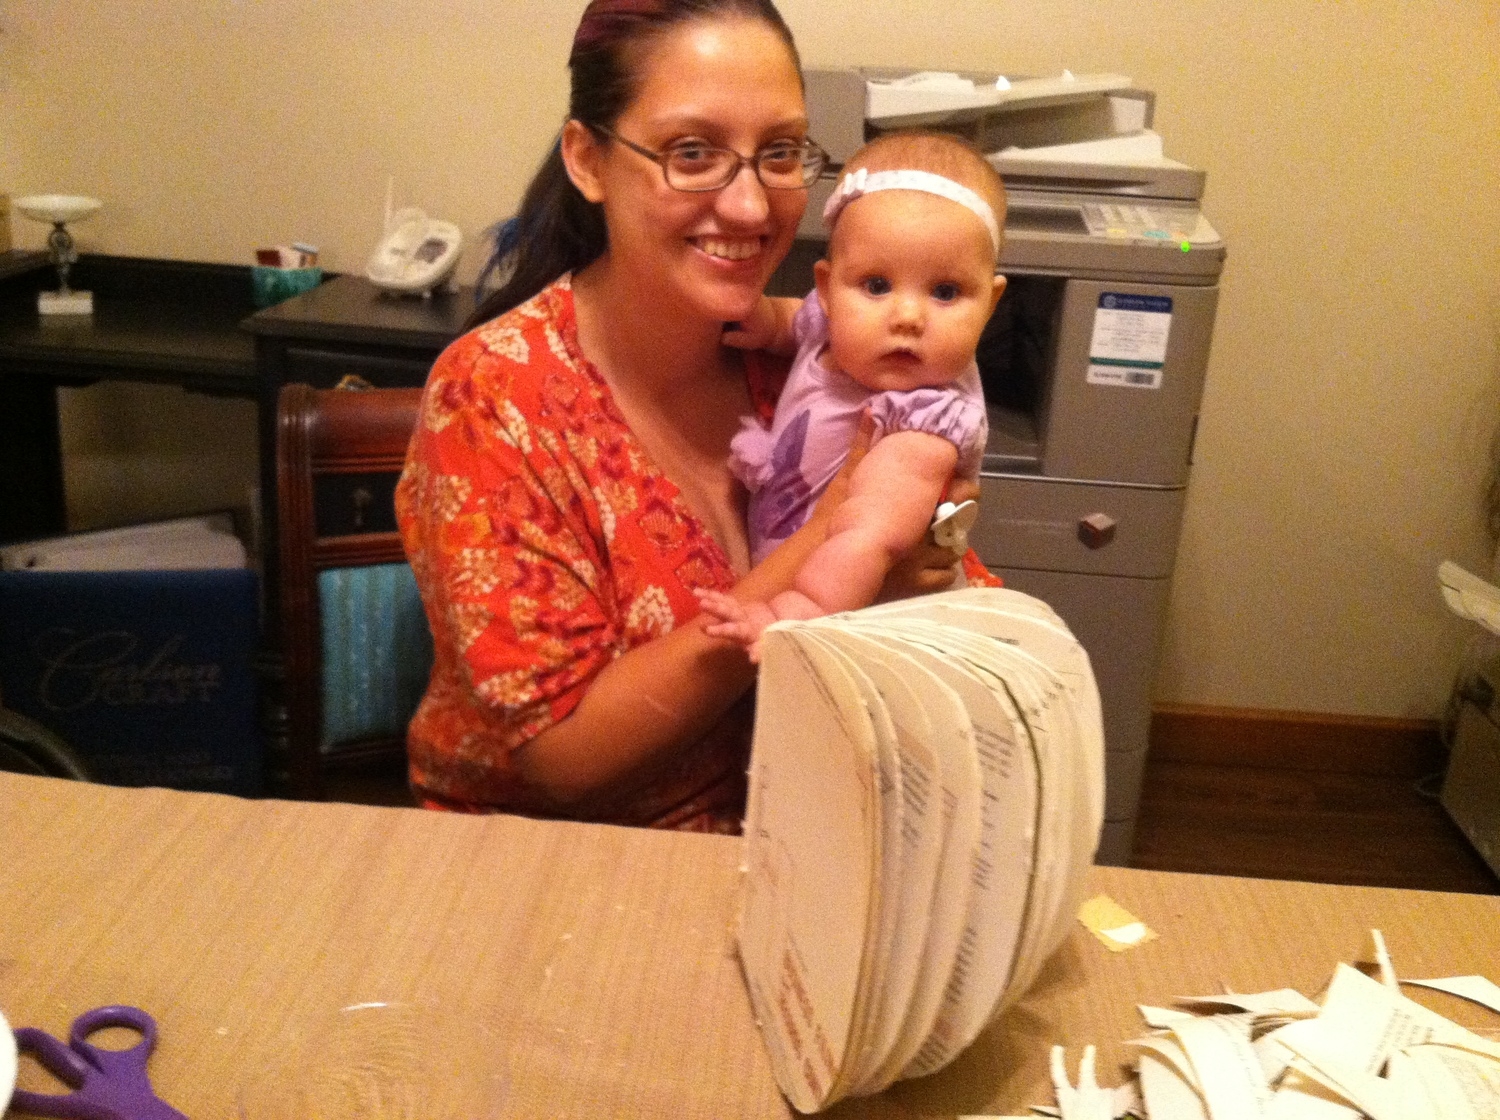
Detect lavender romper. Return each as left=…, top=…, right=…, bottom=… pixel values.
left=731, top=294, right=987, bottom=566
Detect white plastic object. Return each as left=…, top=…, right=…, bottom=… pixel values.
left=1439, top=560, right=1500, bottom=638
left=13, top=194, right=103, bottom=225
left=0, top=1006, right=15, bottom=1117
left=365, top=207, right=463, bottom=296
left=931, top=499, right=980, bottom=554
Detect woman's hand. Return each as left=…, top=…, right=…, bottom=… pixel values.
left=876, top=476, right=981, bottom=601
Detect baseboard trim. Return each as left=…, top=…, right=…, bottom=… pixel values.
left=1149, top=703, right=1444, bottom=778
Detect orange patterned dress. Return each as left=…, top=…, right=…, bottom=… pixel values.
left=396, top=274, right=997, bottom=832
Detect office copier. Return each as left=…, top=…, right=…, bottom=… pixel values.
left=771, top=69, right=1227, bottom=864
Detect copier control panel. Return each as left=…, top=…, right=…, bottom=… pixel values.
left=1078, top=200, right=1213, bottom=244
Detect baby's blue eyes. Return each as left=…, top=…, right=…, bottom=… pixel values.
left=857, top=278, right=963, bottom=301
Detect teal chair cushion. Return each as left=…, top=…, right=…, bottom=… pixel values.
left=318, top=563, right=433, bottom=751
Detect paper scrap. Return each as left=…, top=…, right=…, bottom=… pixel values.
left=1036, top=928, right=1500, bottom=1119
left=1171, top=1014, right=1273, bottom=1120
left=1050, top=1045, right=1116, bottom=1120
left=1175, top=989, right=1321, bottom=1017
left=1269, top=1063, right=1364, bottom=1119
left=1114, top=1077, right=1143, bottom=1117
left=1370, top=929, right=1398, bottom=991
left=1079, top=895, right=1157, bottom=952
left=1403, top=975, right=1500, bottom=1016
left=1391, top=1043, right=1500, bottom=1119
left=1139, top=1047, right=1208, bottom=1119
left=1140, top=1005, right=1198, bottom=1029
left=1133, top=1035, right=1202, bottom=1093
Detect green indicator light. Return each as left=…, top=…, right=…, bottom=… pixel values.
left=1180, top=241, right=1191, bottom=252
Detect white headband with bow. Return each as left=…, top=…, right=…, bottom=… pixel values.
left=822, top=167, right=1001, bottom=254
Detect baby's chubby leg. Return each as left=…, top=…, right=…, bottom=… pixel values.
left=694, top=588, right=780, bottom=661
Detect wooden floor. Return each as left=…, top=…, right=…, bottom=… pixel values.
left=1129, top=754, right=1500, bottom=895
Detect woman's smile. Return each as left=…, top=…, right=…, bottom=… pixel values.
left=692, top=235, right=766, bottom=263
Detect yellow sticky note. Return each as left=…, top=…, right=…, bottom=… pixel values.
left=1079, top=894, right=1157, bottom=952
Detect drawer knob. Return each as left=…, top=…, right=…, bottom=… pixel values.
left=351, top=487, right=373, bottom=529
left=1078, top=512, right=1117, bottom=549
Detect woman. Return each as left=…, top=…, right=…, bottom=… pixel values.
left=396, top=0, right=989, bottom=830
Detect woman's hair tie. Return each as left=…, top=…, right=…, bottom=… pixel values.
left=571, top=0, right=667, bottom=57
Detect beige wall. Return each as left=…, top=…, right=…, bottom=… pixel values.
left=5, top=1, right=1498, bottom=719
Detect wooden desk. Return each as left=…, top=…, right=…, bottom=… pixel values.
left=0, top=258, right=467, bottom=564
left=0, top=255, right=258, bottom=544
left=2, top=772, right=1496, bottom=1119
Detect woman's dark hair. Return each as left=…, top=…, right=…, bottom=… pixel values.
left=467, top=0, right=800, bottom=329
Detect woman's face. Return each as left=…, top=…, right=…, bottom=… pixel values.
left=574, top=17, right=809, bottom=325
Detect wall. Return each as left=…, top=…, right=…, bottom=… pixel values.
left=4, top=1, right=1498, bottom=720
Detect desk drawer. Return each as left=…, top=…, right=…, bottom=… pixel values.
left=314, top=471, right=402, bottom=536
left=284, top=345, right=437, bottom=388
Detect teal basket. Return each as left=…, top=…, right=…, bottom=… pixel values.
left=251, top=265, right=322, bottom=308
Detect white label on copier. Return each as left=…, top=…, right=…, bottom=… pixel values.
left=1087, top=293, right=1171, bottom=389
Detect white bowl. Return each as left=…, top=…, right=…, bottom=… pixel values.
left=14, top=194, right=103, bottom=225
left=0, top=1007, right=16, bottom=1117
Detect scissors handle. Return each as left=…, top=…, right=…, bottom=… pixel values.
left=11, top=1005, right=188, bottom=1120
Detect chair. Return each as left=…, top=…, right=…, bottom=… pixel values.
left=0, top=706, right=93, bottom=780
left=275, top=382, right=431, bottom=800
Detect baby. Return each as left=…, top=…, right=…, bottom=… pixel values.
left=698, top=131, right=1006, bottom=654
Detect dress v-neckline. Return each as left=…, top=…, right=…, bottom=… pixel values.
left=556, top=277, right=746, bottom=584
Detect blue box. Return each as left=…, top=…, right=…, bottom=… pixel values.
left=0, top=568, right=264, bottom=795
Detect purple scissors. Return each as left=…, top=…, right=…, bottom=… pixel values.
left=10, top=1004, right=188, bottom=1119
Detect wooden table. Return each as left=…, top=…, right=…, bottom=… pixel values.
left=2, top=772, right=1496, bottom=1118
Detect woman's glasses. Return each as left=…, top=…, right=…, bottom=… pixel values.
left=590, top=125, right=829, bottom=192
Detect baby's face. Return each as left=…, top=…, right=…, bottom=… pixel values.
left=814, top=190, right=1003, bottom=393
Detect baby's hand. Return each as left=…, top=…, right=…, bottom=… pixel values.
left=694, top=588, right=777, bottom=663
left=721, top=296, right=798, bottom=355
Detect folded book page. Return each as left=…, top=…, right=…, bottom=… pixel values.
left=846, top=623, right=1033, bottom=1080
left=795, top=631, right=907, bottom=1101
left=736, top=588, right=1105, bottom=1112
left=738, top=628, right=879, bottom=1113
left=799, top=628, right=960, bottom=1096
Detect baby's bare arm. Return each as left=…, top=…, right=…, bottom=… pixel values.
left=790, top=431, right=958, bottom=614
left=695, top=428, right=959, bottom=658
